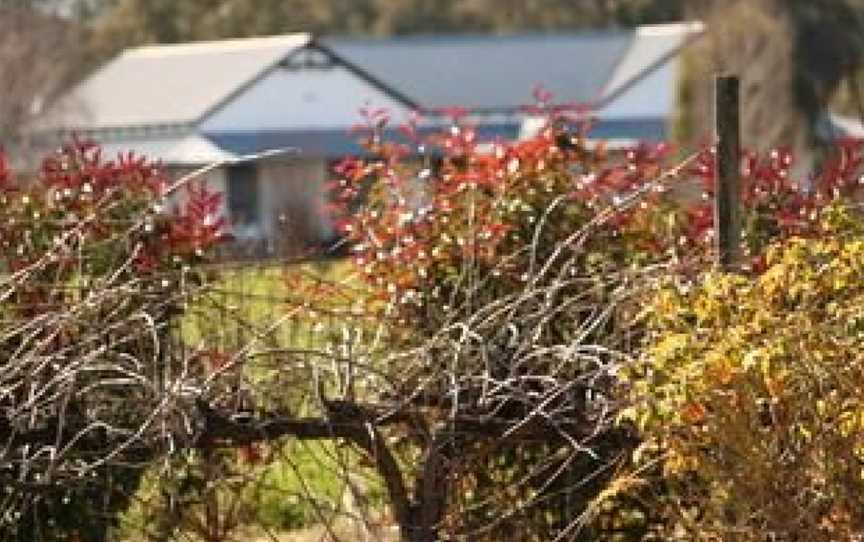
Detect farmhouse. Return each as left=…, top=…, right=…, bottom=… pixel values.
left=48, top=22, right=703, bottom=255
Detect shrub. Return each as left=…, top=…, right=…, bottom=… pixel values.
left=328, top=98, right=864, bottom=539
left=0, top=139, right=224, bottom=541
left=615, top=202, right=864, bottom=538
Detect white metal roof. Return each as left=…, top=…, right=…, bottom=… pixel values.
left=97, top=134, right=237, bottom=165
left=323, top=32, right=632, bottom=111
left=56, top=33, right=310, bottom=130
left=323, top=22, right=702, bottom=114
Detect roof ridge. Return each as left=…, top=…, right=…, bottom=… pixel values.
left=636, top=21, right=705, bottom=36
left=322, top=29, right=636, bottom=46
left=126, top=33, right=311, bottom=57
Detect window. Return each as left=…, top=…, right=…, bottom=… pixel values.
left=227, top=164, right=260, bottom=240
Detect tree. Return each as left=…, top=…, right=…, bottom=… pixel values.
left=677, top=0, right=864, bottom=157
left=83, top=0, right=691, bottom=59
left=0, top=106, right=674, bottom=541
left=787, top=0, right=864, bottom=129
left=321, top=107, right=700, bottom=540
left=0, top=6, right=86, bottom=161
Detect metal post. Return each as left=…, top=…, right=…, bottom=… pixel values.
left=714, top=75, right=741, bottom=270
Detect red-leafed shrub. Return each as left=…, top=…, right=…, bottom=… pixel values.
left=0, top=139, right=226, bottom=542
left=331, top=108, right=669, bottom=333
left=332, top=106, right=864, bottom=334
left=6, top=139, right=223, bottom=274
left=325, top=99, right=864, bottom=540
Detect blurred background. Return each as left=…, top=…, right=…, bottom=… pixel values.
left=3, top=0, right=864, bottom=157
left=0, top=0, right=864, bottom=155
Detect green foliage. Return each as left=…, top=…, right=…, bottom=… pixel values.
left=252, top=441, right=386, bottom=530
left=120, top=441, right=384, bottom=539
left=171, top=260, right=373, bottom=536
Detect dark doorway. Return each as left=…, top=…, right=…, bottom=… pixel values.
left=227, top=163, right=260, bottom=236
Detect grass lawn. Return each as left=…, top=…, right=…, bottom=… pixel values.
left=120, top=257, right=397, bottom=541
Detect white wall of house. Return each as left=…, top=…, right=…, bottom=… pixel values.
left=169, top=157, right=332, bottom=254
left=200, top=64, right=413, bottom=132
left=257, top=157, right=332, bottom=250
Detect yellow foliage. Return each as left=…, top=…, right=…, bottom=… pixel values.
left=619, top=204, right=864, bottom=540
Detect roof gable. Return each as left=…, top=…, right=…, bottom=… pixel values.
left=57, top=33, right=310, bottom=130
left=599, top=22, right=704, bottom=108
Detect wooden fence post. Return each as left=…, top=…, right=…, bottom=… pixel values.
left=714, top=75, right=742, bottom=269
